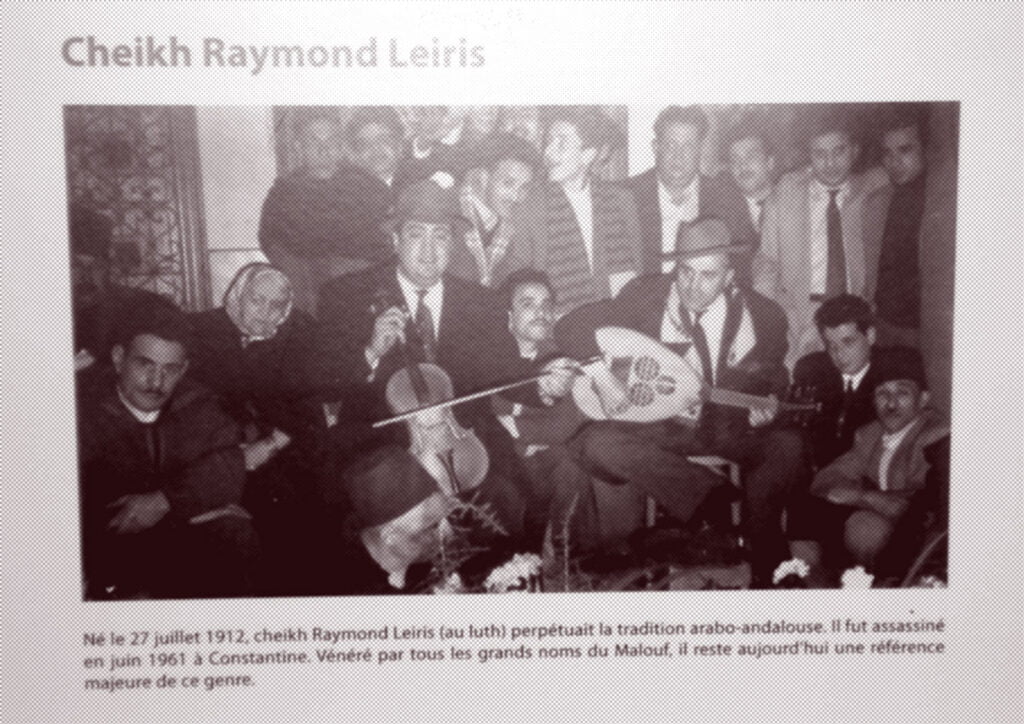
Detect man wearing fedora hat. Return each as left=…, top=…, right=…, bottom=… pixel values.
left=308, top=177, right=527, bottom=585
left=548, top=217, right=807, bottom=587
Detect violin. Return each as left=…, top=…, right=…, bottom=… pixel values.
left=358, top=292, right=490, bottom=588
left=376, top=290, right=490, bottom=496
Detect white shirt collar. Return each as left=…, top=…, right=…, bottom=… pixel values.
left=396, top=269, right=444, bottom=332
left=811, top=177, right=851, bottom=203
left=882, top=417, right=920, bottom=449
left=658, top=175, right=700, bottom=207
left=843, top=362, right=871, bottom=391
left=118, top=387, right=161, bottom=424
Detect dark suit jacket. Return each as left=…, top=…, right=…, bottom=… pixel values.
left=188, top=307, right=319, bottom=439
left=77, top=375, right=245, bottom=527
left=792, top=346, right=918, bottom=468
left=310, top=263, right=510, bottom=426
left=625, top=169, right=754, bottom=275
left=555, top=274, right=789, bottom=430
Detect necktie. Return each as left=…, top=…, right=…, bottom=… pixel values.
left=415, top=288, right=437, bottom=362
left=688, top=309, right=715, bottom=385
left=836, top=378, right=854, bottom=439
left=754, top=199, right=765, bottom=232
left=144, top=423, right=162, bottom=473
left=825, top=188, right=847, bottom=296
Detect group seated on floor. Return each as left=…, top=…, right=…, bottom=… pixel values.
left=72, top=104, right=950, bottom=597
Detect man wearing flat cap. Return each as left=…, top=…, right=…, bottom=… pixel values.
left=786, top=346, right=949, bottom=585
left=546, top=217, right=807, bottom=587
left=308, top=177, right=527, bottom=587
left=506, top=105, right=642, bottom=316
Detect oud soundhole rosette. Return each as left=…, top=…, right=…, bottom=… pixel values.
left=628, top=383, right=655, bottom=407
left=633, top=356, right=659, bottom=381
left=654, top=375, right=676, bottom=395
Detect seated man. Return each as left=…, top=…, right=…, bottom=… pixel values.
left=786, top=348, right=949, bottom=585
left=310, top=178, right=527, bottom=587
left=77, top=305, right=258, bottom=599
left=793, top=294, right=910, bottom=468
left=548, top=217, right=808, bottom=587
left=489, top=269, right=597, bottom=552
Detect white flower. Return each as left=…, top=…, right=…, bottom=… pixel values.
left=430, top=171, right=455, bottom=189
left=772, top=558, right=811, bottom=585
left=840, top=566, right=875, bottom=589
left=432, top=573, right=466, bottom=595
left=484, top=553, right=543, bottom=593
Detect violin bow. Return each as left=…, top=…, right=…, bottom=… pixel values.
left=371, top=358, right=596, bottom=428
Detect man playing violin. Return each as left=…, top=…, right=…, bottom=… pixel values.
left=545, top=217, right=809, bottom=587
left=310, top=177, right=526, bottom=586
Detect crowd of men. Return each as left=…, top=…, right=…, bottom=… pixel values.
left=71, top=104, right=952, bottom=597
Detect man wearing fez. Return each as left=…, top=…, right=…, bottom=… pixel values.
left=77, top=304, right=258, bottom=599
left=258, top=113, right=393, bottom=315
left=754, top=107, right=888, bottom=368
left=627, top=105, right=752, bottom=275
left=310, top=178, right=526, bottom=586
left=786, top=348, right=949, bottom=585
left=547, top=218, right=807, bottom=587
left=508, top=106, right=642, bottom=316
left=449, top=132, right=543, bottom=287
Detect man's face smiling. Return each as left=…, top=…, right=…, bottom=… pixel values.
left=395, top=219, right=453, bottom=289
left=353, top=122, right=401, bottom=184
left=881, top=125, right=925, bottom=186
left=728, top=136, right=775, bottom=199
left=809, top=130, right=858, bottom=188
left=509, top=282, right=555, bottom=347
left=112, top=334, right=189, bottom=413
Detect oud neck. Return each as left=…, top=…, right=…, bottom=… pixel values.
left=706, top=386, right=814, bottom=413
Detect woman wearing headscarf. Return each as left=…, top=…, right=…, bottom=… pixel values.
left=190, top=263, right=319, bottom=466
left=189, top=263, right=330, bottom=594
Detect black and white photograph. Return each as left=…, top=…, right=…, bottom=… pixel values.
left=3, top=3, right=1021, bottom=722
left=67, top=102, right=957, bottom=598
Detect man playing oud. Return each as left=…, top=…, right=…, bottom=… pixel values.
left=546, top=217, right=808, bottom=587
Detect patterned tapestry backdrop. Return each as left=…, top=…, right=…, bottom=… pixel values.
left=64, top=106, right=210, bottom=310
